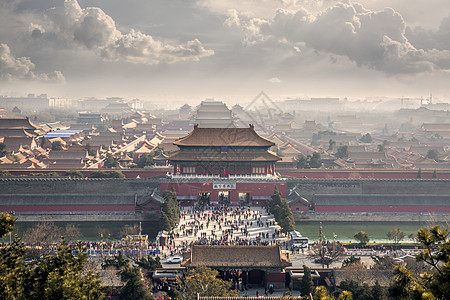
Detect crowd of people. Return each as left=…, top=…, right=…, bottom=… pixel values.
left=166, top=205, right=288, bottom=252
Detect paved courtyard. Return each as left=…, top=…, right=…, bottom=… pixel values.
left=159, top=206, right=292, bottom=256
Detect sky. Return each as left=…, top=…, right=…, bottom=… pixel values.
left=1, top=0, right=450, bottom=106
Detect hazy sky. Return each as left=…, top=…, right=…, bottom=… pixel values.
left=1, top=0, right=450, bottom=105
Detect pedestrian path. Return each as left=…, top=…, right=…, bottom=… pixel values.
left=163, top=206, right=290, bottom=256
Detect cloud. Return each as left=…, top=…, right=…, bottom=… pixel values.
left=0, top=43, right=64, bottom=81
left=45, top=0, right=214, bottom=65
left=268, top=77, right=282, bottom=83
left=225, top=1, right=450, bottom=74
left=29, top=23, right=44, bottom=39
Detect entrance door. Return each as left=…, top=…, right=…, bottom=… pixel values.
left=239, top=192, right=250, bottom=206
left=218, top=191, right=230, bottom=206
left=198, top=192, right=210, bottom=206
left=248, top=269, right=265, bottom=285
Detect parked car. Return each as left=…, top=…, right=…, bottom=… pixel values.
left=314, top=255, right=332, bottom=264
left=167, top=256, right=183, bottom=264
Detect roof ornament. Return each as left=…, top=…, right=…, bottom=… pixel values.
left=194, top=124, right=198, bottom=129
left=249, top=124, right=254, bottom=129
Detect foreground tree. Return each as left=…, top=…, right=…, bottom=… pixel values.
left=119, top=266, right=153, bottom=300
left=300, top=265, right=314, bottom=297
left=0, top=213, right=106, bottom=299
left=182, top=267, right=238, bottom=300
left=389, top=225, right=450, bottom=299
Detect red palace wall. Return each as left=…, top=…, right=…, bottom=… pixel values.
left=161, top=181, right=287, bottom=206
left=315, top=206, right=450, bottom=213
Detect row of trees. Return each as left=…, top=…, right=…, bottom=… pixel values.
left=269, top=187, right=295, bottom=233
left=354, top=228, right=417, bottom=244
left=160, top=186, right=180, bottom=231
left=297, top=152, right=322, bottom=169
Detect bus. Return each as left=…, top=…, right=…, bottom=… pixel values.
left=289, top=231, right=309, bottom=248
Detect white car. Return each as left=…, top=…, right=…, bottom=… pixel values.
left=167, top=256, right=183, bottom=264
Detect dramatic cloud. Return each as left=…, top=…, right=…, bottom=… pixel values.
left=225, top=1, right=450, bottom=74
left=406, top=13, right=450, bottom=51
left=0, top=43, right=64, bottom=81
left=45, top=0, right=214, bottom=65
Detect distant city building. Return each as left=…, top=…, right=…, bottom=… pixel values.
left=282, top=97, right=344, bottom=112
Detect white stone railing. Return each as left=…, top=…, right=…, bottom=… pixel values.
left=168, top=173, right=282, bottom=180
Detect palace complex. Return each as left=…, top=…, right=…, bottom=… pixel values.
left=164, top=124, right=286, bottom=206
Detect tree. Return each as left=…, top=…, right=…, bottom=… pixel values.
left=137, top=154, right=154, bottom=168
left=371, top=281, right=383, bottom=300
left=360, top=133, right=372, bottom=143
left=339, top=280, right=372, bottom=300
left=335, top=145, right=348, bottom=159
left=296, top=153, right=322, bottom=169
left=119, top=224, right=139, bottom=237
left=51, top=140, right=64, bottom=151
left=269, top=187, right=295, bottom=233
left=0, top=142, right=7, bottom=157
left=354, top=231, right=370, bottom=244
left=0, top=213, right=106, bottom=299
left=328, top=140, right=336, bottom=151
left=28, top=238, right=106, bottom=299
left=417, top=168, right=422, bottom=179
left=0, top=169, right=11, bottom=177
left=300, top=265, right=314, bottom=297
left=309, top=152, right=322, bottom=168
left=22, top=221, right=63, bottom=258
left=182, top=266, right=237, bottom=300
left=102, top=251, right=129, bottom=269
left=104, top=153, right=120, bottom=168
left=408, top=232, right=417, bottom=242
left=85, top=144, right=97, bottom=156
left=108, top=170, right=125, bottom=178
left=338, top=290, right=353, bottom=300
left=342, top=256, right=361, bottom=268
left=135, top=255, right=161, bottom=271
left=377, top=144, right=385, bottom=152
left=387, top=228, right=405, bottom=244
left=119, top=266, right=153, bottom=300
left=64, top=223, right=82, bottom=242
left=426, top=149, right=439, bottom=161
left=314, top=286, right=333, bottom=300
left=90, top=171, right=125, bottom=178
left=0, top=212, right=15, bottom=237
left=65, top=170, right=84, bottom=178
left=161, top=186, right=180, bottom=231
left=297, top=155, right=308, bottom=169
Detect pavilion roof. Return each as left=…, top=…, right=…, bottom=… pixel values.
left=174, top=125, right=274, bottom=147
left=0, top=117, right=41, bottom=130
left=182, top=244, right=291, bottom=269
left=168, top=150, right=280, bottom=162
